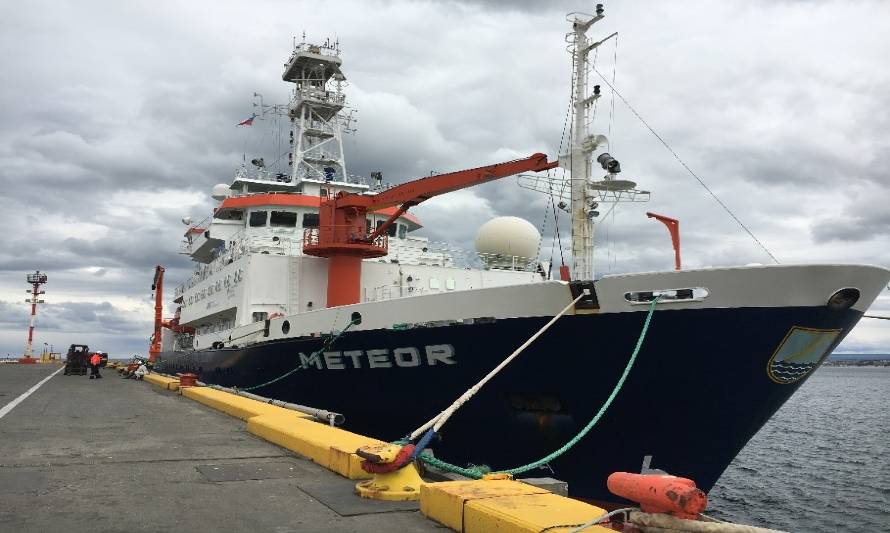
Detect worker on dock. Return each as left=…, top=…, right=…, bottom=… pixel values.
left=89, top=352, right=102, bottom=379
left=133, top=361, right=148, bottom=380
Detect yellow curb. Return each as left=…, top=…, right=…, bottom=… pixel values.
left=421, top=479, right=611, bottom=532
left=181, top=386, right=312, bottom=421
left=143, top=373, right=180, bottom=391
left=246, top=413, right=383, bottom=479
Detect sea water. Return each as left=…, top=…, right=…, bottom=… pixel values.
left=709, top=366, right=890, bottom=532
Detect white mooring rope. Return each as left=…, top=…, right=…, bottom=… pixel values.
left=408, top=291, right=587, bottom=441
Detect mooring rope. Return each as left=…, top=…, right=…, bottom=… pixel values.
left=412, top=296, right=660, bottom=478
left=408, top=292, right=587, bottom=441
left=234, top=319, right=358, bottom=392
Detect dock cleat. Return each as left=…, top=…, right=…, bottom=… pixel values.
left=355, top=443, right=424, bottom=501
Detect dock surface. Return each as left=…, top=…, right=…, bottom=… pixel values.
left=0, top=364, right=442, bottom=532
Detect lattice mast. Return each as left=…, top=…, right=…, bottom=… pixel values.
left=24, top=271, right=47, bottom=357
left=283, top=37, right=351, bottom=184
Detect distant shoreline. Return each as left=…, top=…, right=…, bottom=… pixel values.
left=823, top=359, right=890, bottom=367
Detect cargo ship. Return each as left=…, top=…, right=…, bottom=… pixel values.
left=155, top=8, right=890, bottom=501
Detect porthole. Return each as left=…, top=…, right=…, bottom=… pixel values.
left=282, top=320, right=291, bottom=334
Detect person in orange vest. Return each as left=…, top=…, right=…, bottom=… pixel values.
left=89, top=352, right=103, bottom=379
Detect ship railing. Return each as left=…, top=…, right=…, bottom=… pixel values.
left=476, top=253, right=539, bottom=272
left=384, top=236, right=477, bottom=268
left=233, top=165, right=294, bottom=185
left=294, top=88, right=345, bottom=107
left=291, top=42, right=340, bottom=58
left=302, top=227, right=388, bottom=250
left=246, top=233, right=304, bottom=255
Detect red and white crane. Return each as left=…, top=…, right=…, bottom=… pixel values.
left=148, top=265, right=193, bottom=362
left=302, top=153, right=557, bottom=307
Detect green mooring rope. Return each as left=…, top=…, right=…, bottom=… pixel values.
left=236, top=320, right=357, bottom=392
left=417, top=297, right=660, bottom=478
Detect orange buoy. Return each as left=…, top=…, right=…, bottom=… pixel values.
left=606, top=472, right=707, bottom=520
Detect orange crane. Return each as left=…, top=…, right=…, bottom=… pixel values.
left=148, top=265, right=193, bottom=362
left=303, top=153, right=557, bottom=307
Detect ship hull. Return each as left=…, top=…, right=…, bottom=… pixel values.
left=159, top=303, right=861, bottom=501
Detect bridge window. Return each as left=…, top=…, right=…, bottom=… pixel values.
left=270, top=211, right=298, bottom=227
left=302, top=213, right=319, bottom=228
left=398, top=224, right=407, bottom=239
left=249, top=210, right=268, bottom=227
left=376, top=220, right=398, bottom=237
left=217, top=209, right=243, bottom=221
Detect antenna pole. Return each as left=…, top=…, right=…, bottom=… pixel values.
left=23, top=271, right=47, bottom=360
left=568, top=10, right=604, bottom=281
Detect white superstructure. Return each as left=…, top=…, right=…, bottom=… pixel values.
left=168, top=38, right=545, bottom=351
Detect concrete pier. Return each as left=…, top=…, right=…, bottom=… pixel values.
left=0, top=364, right=441, bottom=532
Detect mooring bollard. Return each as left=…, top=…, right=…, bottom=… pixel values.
left=178, top=373, right=199, bottom=388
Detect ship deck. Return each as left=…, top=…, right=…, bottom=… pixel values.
left=0, top=364, right=441, bottom=532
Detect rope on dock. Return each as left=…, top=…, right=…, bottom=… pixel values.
left=413, top=296, right=660, bottom=479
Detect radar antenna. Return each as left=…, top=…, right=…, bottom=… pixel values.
left=518, top=4, right=649, bottom=281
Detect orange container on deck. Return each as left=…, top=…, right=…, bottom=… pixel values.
left=607, top=472, right=707, bottom=520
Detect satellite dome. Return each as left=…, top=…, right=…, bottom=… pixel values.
left=474, top=216, right=541, bottom=269
left=211, top=183, right=231, bottom=201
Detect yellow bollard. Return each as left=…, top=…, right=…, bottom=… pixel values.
left=354, top=443, right=424, bottom=501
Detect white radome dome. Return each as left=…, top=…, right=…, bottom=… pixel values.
left=211, top=183, right=231, bottom=201
left=475, top=216, right=541, bottom=268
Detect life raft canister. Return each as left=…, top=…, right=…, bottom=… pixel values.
left=607, top=472, right=707, bottom=520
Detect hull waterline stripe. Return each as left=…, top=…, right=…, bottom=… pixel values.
left=0, top=366, right=64, bottom=421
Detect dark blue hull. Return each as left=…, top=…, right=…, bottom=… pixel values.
left=159, top=305, right=859, bottom=501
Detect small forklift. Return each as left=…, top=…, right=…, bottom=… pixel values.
left=63, top=344, right=90, bottom=376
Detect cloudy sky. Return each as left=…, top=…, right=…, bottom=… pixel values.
left=1, top=0, right=888, bottom=357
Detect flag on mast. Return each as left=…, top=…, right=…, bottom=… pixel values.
left=237, top=113, right=258, bottom=126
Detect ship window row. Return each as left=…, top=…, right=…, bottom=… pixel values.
left=245, top=208, right=408, bottom=237
left=249, top=210, right=307, bottom=228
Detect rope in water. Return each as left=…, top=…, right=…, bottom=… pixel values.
left=414, top=296, right=660, bottom=478
left=235, top=319, right=357, bottom=392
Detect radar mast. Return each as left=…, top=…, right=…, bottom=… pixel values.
left=282, top=37, right=355, bottom=186
left=518, top=4, right=649, bottom=280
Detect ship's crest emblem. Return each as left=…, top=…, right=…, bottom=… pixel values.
left=767, top=327, right=841, bottom=384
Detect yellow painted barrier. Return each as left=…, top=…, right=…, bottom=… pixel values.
left=154, top=381, right=616, bottom=530
left=180, top=387, right=312, bottom=421
left=421, top=479, right=612, bottom=533
left=247, top=413, right=383, bottom=480
left=143, top=373, right=180, bottom=391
